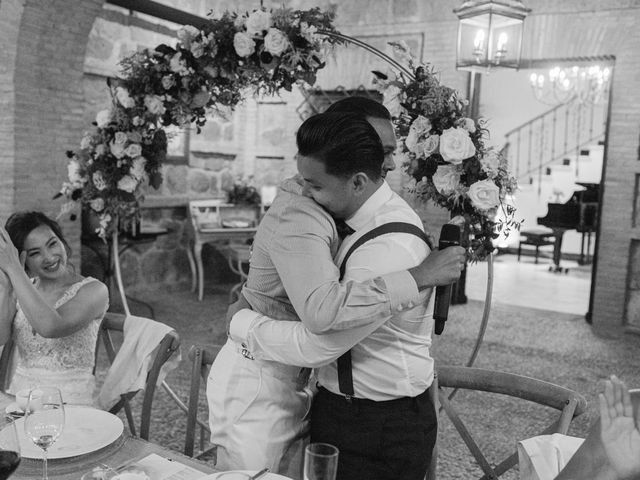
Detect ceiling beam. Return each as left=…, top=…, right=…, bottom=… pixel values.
left=105, top=0, right=210, bottom=28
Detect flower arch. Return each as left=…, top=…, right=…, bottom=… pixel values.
left=58, top=5, right=519, bottom=262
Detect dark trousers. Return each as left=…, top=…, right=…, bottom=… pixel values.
left=310, top=386, right=437, bottom=480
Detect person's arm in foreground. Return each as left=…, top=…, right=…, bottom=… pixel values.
left=230, top=229, right=433, bottom=368
left=240, top=198, right=464, bottom=335
left=555, top=376, right=640, bottom=480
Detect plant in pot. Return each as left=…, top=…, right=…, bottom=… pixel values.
left=221, top=176, right=262, bottom=228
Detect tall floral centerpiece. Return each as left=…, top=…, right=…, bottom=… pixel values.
left=57, top=6, right=341, bottom=240
left=374, top=43, right=520, bottom=262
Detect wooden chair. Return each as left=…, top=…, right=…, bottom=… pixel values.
left=184, top=344, right=221, bottom=458
left=188, top=199, right=257, bottom=301
left=427, top=366, right=588, bottom=480
left=98, top=312, right=181, bottom=440
left=0, top=313, right=180, bottom=441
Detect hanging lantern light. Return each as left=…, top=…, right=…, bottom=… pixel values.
left=454, top=0, right=530, bottom=72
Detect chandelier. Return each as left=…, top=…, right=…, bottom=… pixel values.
left=529, top=65, right=611, bottom=105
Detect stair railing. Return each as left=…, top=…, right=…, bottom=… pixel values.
left=505, top=98, right=607, bottom=196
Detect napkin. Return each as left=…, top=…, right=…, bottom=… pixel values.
left=96, top=314, right=181, bottom=410
left=517, top=433, right=585, bottom=480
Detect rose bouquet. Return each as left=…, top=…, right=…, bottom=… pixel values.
left=58, top=6, right=341, bottom=239
left=374, top=43, right=520, bottom=261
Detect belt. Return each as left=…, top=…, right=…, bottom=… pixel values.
left=317, top=386, right=430, bottom=408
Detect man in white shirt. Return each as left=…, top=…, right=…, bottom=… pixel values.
left=229, top=108, right=450, bottom=479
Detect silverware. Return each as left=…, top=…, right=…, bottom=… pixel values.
left=249, top=468, right=269, bottom=480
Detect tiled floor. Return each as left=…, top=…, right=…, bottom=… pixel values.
left=465, top=253, right=592, bottom=315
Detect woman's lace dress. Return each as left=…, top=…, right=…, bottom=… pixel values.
left=7, top=277, right=107, bottom=406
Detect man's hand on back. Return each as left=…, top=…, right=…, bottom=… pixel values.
left=408, top=246, right=466, bottom=290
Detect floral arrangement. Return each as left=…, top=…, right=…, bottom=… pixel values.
left=57, top=6, right=341, bottom=239
left=225, top=176, right=262, bottom=206
left=374, top=43, right=520, bottom=261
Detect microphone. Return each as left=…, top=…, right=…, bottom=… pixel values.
left=434, top=224, right=461, bottom=335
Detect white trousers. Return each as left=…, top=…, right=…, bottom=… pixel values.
left=207, top=339, right=313, bottom=480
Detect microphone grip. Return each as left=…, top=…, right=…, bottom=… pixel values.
left=434, top=284, right=452, bottom=335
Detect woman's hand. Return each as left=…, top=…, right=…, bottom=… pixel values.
left=0, top=226, right=23, bottom=275
left=599, top=375, right=640, bottom=480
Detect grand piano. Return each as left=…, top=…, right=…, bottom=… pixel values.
left=537, top=182, right=599, bottom=272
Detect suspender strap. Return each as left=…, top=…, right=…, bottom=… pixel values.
left=336, top=221, right=431, bottom=398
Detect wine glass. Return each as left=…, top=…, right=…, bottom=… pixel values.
left=24, top=387, right=65, bottom=480
left=303, top=443, right=339, bottom=480
left=0, top=416, right=21, bottom=480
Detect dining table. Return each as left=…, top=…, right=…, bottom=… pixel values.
left=0, top=391, right=217, bottom=480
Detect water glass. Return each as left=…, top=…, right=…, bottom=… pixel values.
left=303, top=443, right=339, bottom=480
left=24, top=387, right=65, bottom=480
left=0, top=416, right=21, bottom=480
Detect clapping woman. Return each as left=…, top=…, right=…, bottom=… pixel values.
left=0, top=212, right=109, bottom=405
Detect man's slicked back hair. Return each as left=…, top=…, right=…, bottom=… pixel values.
left=296, top=112, right=384, bottom=181
left=324, top=96, right=391, bottom=121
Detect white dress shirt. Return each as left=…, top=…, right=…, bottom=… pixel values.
left=231, top=182, right=435, bottom=401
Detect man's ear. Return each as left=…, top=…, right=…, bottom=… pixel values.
left=351, top=172, right=370, bottom=194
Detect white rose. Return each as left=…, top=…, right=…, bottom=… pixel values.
left=169, top=52, right=189, bottom=75
left=67, top=159, right=84, bottom=184
left=405, top=129, right=421, bottom=154
left=161, top=75, right=175, bottom=90
left=115, top=87, right=136, bottom=109
left=110, top=141, right=126, bottom=159
left=98, top=213, right=112, bottom=232
left=432, top=165, right=460, bottom=195
left=410, top=115, right=432, bottom=137
left=233, top=32, right=255, bottom=57
left=93, top=171, right=107, bottom=191
left=264, top=28, right=289, bottom=56
left=90, top=197, right=104, bottom=212
left=234, top=15, right=246, bottom=29
left=80, top=134, right=92, bottom=150
left=245, top=10, right=272, bottom=36
left=468, top=179, right=500, bottom=211
left=177, top=25, right=200, bottom=48
left=422, top=135, right=440, bottom=157
left=439, top=126, right=476, bottom=164
left=127, top=131, right=142, bottom=143
left=117, top=174, right=138, bottom=193
left=130, top=156, right=147, bottom=180
left=114, top=131, right=128, bottom=145
left=144, top=95, right=166, bottom=116
left=125, top=143, right=142, bottom=158
left=299, top=21, right=319, bottom=43
left=95, top=109, right=112, bottom=128
left=190, top=41, right=205, bottom=58
left=480, top=150, right=501, bottom=176
left=456, top=117, right=477, bottom=134
left=132, top=116, right=144, bottom=127
left=95, top=144, right=107, bottom=157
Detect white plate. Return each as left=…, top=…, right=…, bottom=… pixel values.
left=11, top=405, right=123, bottom=459
left=201, top=472, right=293, bottom=480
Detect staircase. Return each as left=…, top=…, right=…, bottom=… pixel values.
left=500, top=98, right=607, bottom=256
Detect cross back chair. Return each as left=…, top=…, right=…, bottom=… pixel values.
left=428, top=366, right=588, bottom=480
left=184, top=344, right=221, bottom=458
left=0, top=312, right=180, bottom=442
left=99, top=312, right=181, bottom=440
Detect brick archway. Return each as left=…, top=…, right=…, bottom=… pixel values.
left=0, top=0, right=104, bottom=261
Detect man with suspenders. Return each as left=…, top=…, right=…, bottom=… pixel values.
left=229, top=107, right=453, bottom=479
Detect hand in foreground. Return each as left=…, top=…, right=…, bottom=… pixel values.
left=599, top=375, right=640, bottom=480
left=225, top=293, right=252, bottom=334
left=409, top=245, right=466, bottom=289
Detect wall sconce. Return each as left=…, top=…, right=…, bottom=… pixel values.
left=454, top=0, right=530, bottom=72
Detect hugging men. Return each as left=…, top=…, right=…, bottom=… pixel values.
left=208, top=98, right=466, bottom=480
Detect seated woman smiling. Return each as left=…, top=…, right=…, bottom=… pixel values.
left=0, top=212, right=109, bottom=406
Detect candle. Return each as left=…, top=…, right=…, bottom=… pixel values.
left=496, top=33, right=508, bottom=52
left=474, top=30, right=485, bottom=50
